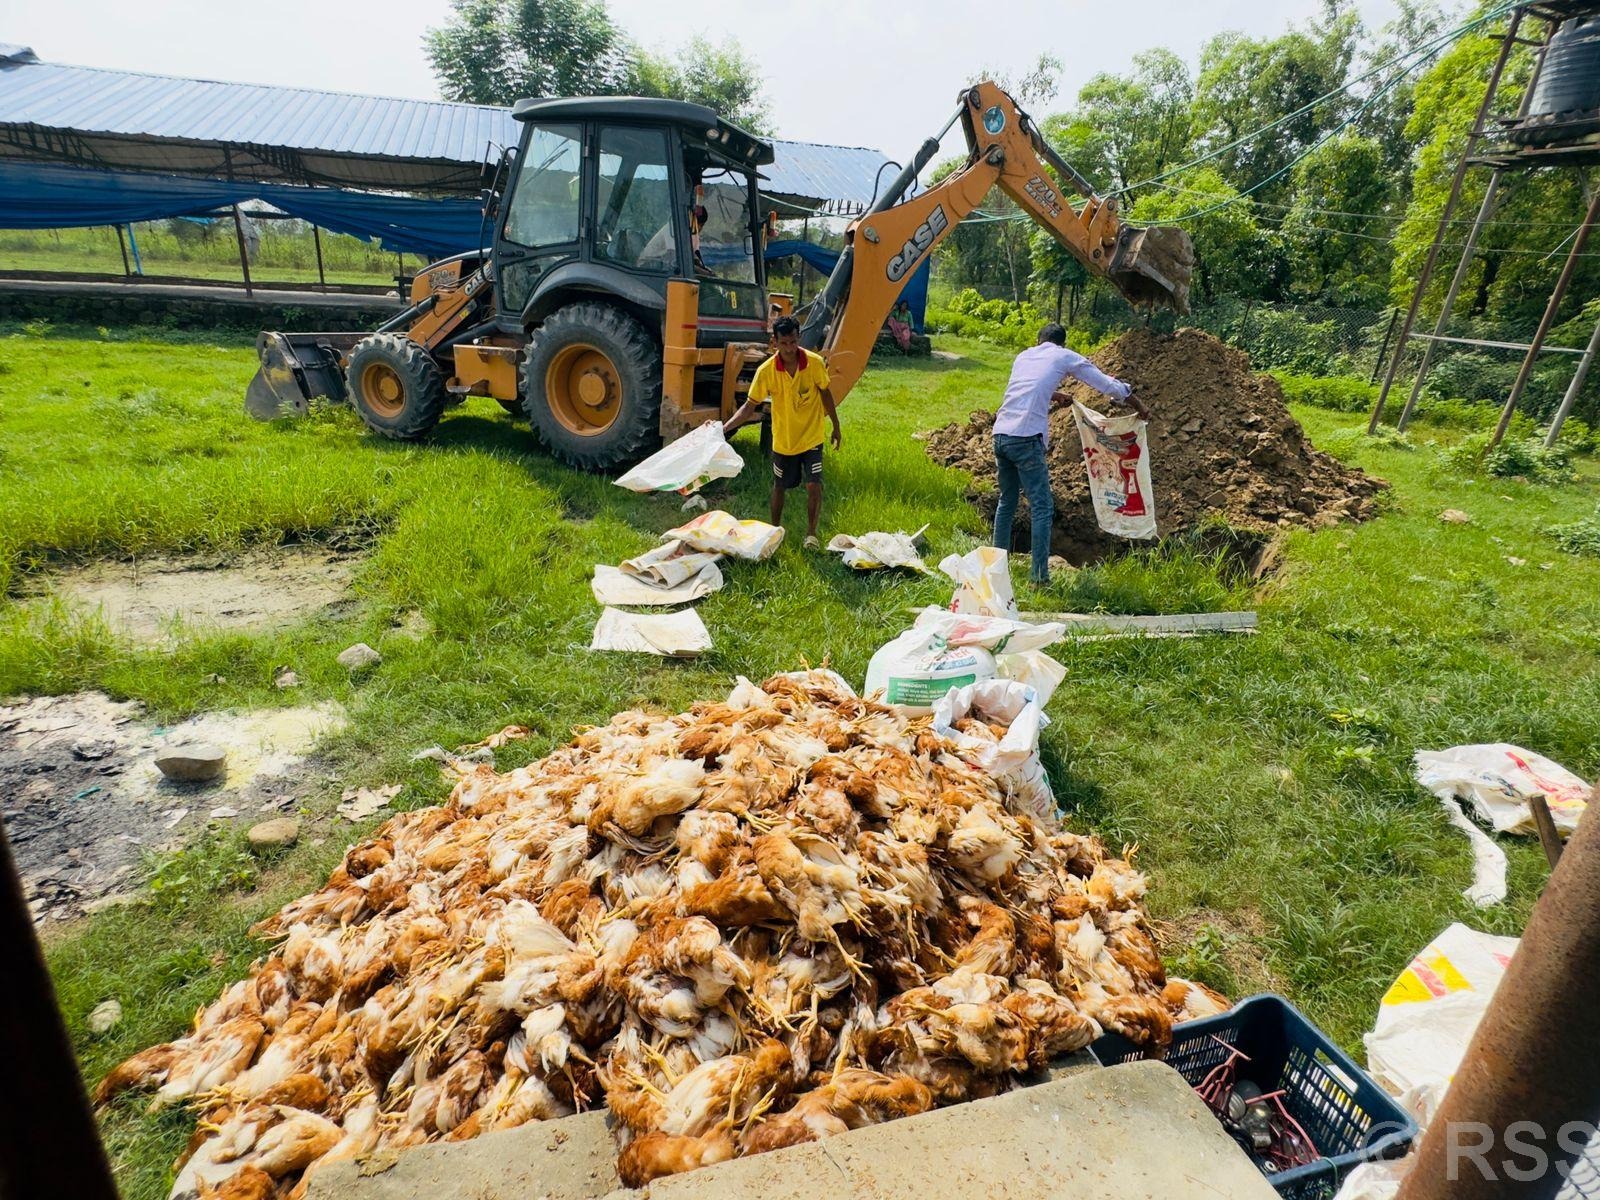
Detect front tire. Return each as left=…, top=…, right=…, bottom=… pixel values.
left=522, top=302, right=662, bottom=470
left=345, top=334, right=446, bottom=440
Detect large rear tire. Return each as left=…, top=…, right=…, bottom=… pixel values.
left=522, top=302, right=661, bottom=471
left=345, top=334, right=447, bottom=440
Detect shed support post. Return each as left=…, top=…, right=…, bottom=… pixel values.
left=231, top=205, right=253, bottom=297
left=115, top=224, right=130, bottom=276
left=313, top=224, right=327, bottom=291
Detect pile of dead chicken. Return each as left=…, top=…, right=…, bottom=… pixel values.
left=98, top=671, right=1225, bottom=1199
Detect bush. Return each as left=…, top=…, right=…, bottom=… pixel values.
left=1271, top=372, right=1378, bottom=413
left=927, top=289, right=1105, bottom=354
left=1550, top=503, right=1600, bottom=556
left=1445, top=433, right=1576, bottom=482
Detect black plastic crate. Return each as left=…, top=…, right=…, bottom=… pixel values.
left=1091, top=993, right=1417, bottom=1199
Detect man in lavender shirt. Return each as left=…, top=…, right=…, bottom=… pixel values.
left=992, top=324, right=1148, bottom=585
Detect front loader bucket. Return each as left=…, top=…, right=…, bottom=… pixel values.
left=245, top=332, right=347, bottom=420
left=1108, top=225, right=1195, bottom=315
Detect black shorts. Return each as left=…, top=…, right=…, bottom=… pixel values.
left=772, top=445, right=823, bottom=489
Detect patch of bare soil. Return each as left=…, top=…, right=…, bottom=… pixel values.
left=31, top=546, right=360, bottom=645
left=924, top=328, right=1385, bottom=564
left=0, top=693, right=345, bottom=923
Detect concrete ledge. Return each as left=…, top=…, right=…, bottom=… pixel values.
left=0, top=278, right=402, bottom=332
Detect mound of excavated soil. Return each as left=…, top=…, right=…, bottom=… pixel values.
left=924, top=328, right=1385, bottom=563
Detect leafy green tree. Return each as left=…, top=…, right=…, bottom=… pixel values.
left=1054, top=50, right=1194, bottom=201
left=1027, top=224, right=1090, bottom=321
left=1191, top=4, right=1361, bottom=200
left=425, top=0, right=634, bottom=106
left=1281, top=132, right=1391, bottom=302
left=1130, top=169, right=1287, bottom=303
left=1355, top=0, right=1454, bottom=176
left=630, top=37, right=772, bottom=133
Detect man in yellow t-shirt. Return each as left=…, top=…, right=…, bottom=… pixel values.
left=724, top=316, right=842, bottom=548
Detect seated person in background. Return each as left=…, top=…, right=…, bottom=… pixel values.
left=886, top=299, right=914, bottom=353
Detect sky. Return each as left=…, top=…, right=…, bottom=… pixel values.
left=9, top=0, right=1407, bottom=159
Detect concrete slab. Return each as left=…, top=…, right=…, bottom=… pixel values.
left=316, top=1062, right=1274, bottom=1200
left=305, top=1111, right=619, bottom=1200
left=647, top=1061, right=1277, bottom=1200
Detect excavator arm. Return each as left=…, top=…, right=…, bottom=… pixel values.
left=803, top=81, right=1194, bottom=403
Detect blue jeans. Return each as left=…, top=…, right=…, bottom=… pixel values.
left=992, top=432, right=1054, bottom=584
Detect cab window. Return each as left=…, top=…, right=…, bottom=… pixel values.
left=503, top=124, right=582, bottom=248
left=595, top=127, right=677, bottom=271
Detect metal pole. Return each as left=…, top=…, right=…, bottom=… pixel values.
left=0, top=823, right=121, bottom=1200
left=1490, top=187, right=1600, bottom=449
left=1396, top=171, right=1507, bottom=431
left=313, top=224, right=327, bottom=292
left=115, top=224, right=130, bottom=276
left=1370, top=309, right=1400, bottom=385
left=1369, top=9, right=1523, bottom=434
left=1544, top=306, right=1600, bottom=447
left=1397, top=31, right=1550, bottom=433
left=125, top=224, right=144, bottom=275
left=1393, top=788, right=1600, bottom=1200
left=231, top=204, right=254, bottom=297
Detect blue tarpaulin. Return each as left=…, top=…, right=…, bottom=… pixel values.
left=765, top=238, right=927, bottom=332
left=0, top=164, right=926, bottom=328
left=0, top=162, right=487, bottom=258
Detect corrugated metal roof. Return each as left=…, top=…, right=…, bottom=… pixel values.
left=0, top=53, right=900, bottom=211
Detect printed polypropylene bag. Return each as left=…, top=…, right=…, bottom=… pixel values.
left=996, top=649, right=1067, bottom=708
left=664, top=510, right=785, bottom=560
left=909, top=606, right=1067, bottom=656
left=619, top=541, right=723, bottom=588
left=939, top=546, right=1017, bottom=617
left=1414, top=743, right=1589, bottom=836
left=1072, top=401, right=1156, bottom=539
left=933, top=679, right=1056, bottom=822
left=615, top=420, right=744, bottom=494
left=827, top=528, right=930, bottom=573
left=865, top=628, right=997, bottom=714
left=1364, top=922, right=1519, bottom=1126
left=1331, top=923, right=1522, bottom=1200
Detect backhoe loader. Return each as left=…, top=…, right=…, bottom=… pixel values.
left=244, top=82, right=1193, bottom=471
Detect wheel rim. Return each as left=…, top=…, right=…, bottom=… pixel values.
left=360, top=361, right=406, bottom=419
left=545, top=343, right=622, bottom=436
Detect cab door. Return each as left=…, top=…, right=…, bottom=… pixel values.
left=494, top=121, right=585, bottom=316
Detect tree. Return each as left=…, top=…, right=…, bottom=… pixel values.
left=1355, top=0, right=1454, bottom=176
left=1281, top=132, right=1392, bottom=303
left=1051, top=50, right=1194, bottom=201
left=425, top=0, right=772, bottom=133
left=1191, top=4, right=1361, bottom=200
left=1027, top=224, right=1090, bottom=322
left=1130, top=169, right=1287, bottom=303
left=425, top=0, right=634, bottom=107
left=630, top=37, right=771, bottom=133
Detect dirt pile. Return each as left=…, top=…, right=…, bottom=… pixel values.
left=924, top=328, right=1385, bottom=563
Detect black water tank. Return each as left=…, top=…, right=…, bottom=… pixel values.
left=1512, top=16, right=1600, bottom=146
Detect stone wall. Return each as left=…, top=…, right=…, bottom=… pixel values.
left=0, top=285, right=402, bottom=333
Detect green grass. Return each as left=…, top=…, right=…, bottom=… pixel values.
left=4, top=325, right=1599, bottom=1198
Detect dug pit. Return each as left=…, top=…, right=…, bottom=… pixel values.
left=924, top=328, right=1385, bottom=565
left=0, top=692, right=346, bottom=923
left=30, top=545, right=361, bottom=645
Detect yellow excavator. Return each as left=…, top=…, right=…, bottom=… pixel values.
left=244, top=82, right=1193, bottom=471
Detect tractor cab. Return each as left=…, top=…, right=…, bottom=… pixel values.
left=489, top=96, right=777, bottom=465
left=496, top=98, right=772, bottom=335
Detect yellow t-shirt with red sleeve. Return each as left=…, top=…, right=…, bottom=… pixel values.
left=748, top=349, right=830, bottom=456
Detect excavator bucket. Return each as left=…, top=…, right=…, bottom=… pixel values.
left=1108, top=225, right=1196, bottom=315
left=244, top=332, right=346, bottom=420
